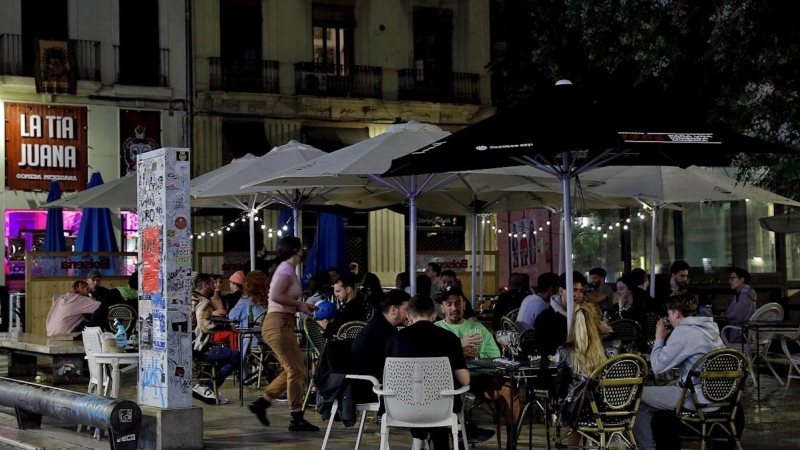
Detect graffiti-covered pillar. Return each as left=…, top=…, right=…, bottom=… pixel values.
left=136, top=147, right=194, bottom=408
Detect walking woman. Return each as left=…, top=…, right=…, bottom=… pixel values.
left=249, top=237, right=319, bottom=431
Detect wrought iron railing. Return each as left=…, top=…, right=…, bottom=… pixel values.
left=295, top=62, right=382, bottom=99
left=209, top=57, right=279, bottom=93
left=114, top=45, right=169, bottom=87
left=397, top=68, right=481, bottom=105
left=0, top=34, right=100, bottom=81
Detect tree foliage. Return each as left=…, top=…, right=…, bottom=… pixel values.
left=489, top=0, right=800, bottom=199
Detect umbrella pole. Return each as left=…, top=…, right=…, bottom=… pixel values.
left=558, top=215, right=565, bottom=275
left=471, top=212, right=477, bottom=304
left=649, top=205, right=660, bottom=298
left=293, top=204, right=301, bottom=279
left=409, top=175, right=418, bottom=296
left=561, top=153, right=575, bottom=334
left=479, top=214, right=486, bottom=301
left=249, top=209, right=256, bottom=272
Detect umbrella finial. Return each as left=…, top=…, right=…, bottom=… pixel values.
left=555, top=79, right=573, bottom=86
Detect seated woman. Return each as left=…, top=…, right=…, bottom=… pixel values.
left=612, top=274, right=649, bottom=332
left=229, top=270, right=270, bottom=386
left=555, top=302, right=615, bottom=444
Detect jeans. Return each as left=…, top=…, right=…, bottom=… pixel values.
left=262, top=312, right=307, bottom=411
left=633, top=385, right=687, bottom=450
left=205, top=345, right=240, bottom=389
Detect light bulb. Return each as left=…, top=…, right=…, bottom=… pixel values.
left=533, top=230, right=537, bottom=235
left=217, top=230, right=222, bottom=235
left=268, top=233, right=273, bottom=238
left=522, top=233, right=527, bottom=238
left=197, top=235, right=202, bottom=239
left=538, top=226, right=543, bottom=231
left=277, top=230, right=283, bottom=237
left=623, top=225, right=629, bottom=230
left=608, top=225, right=613, bottom=230
left=200, top=232, right=205, bottom=237
left=546, top=221, right=551, bottom=225
left=508, top=232, right=512, bottom=237
left=602, top=233, right=608, bottom=238
left=282, top=225, right=288, bottom=231
left=626, top=218, right=631, bottom=223
left=229, top=222, right=235, bottom=227
left=226, top=227, right=231, bottom=231
left=261, top=225, right=266, bottom=230
left=615, top=223, right=620, bottom=227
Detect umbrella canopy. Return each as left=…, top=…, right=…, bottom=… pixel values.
left=44, top=174, right=137, bottom=210
left=43, top=181, right=67, bottom=251
left=385, top=81, right=796, bottom=330
left=303, top=213, right=348, bottom=288
left=75, top=172, right=119, bottom=253
left=760, top=213, right=800, bottom=233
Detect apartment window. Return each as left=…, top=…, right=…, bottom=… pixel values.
left=118, top=0, right=160, bottom=86
left=21, top=0, right=68, bottom=76
left=312, top=4, right=355, bottom=66
left=413, top=7, right=453, bottom=75
left=221, top=0, right=262, bottom=62
left=221, top=122, right=270, bottom=165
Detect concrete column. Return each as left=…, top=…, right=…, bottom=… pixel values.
left=136, top=148, right=201, bottom=441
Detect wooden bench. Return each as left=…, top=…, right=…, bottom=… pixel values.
left=0, top=332, right=87, bottom=385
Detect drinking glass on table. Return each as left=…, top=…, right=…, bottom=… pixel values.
left=470, top=328, right=483, bottom=360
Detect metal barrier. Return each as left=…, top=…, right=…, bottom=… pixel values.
left=0, top=377, right=141, bottom=450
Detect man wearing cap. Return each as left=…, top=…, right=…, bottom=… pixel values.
left=86, top=270, right=110, bottom=302
left=725, top=267, right=757, bottom=343
left=437, top=286, right=518, bottom=448
left=90, top=271, right=138, bottom=330
left=224, top=270, right=245, bottom=311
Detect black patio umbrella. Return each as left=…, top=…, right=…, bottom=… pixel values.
left=385, top=81, right=796, bottom=330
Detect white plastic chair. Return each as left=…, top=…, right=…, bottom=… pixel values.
left=320, top=374, right=381, bottom=450
left=780, top=334, right=800, bottom=395
left=721, top=302, right=784, bottom=386
left=77, top=327, right=109, bottom=434
left=373, top=357, right=469, bottom=450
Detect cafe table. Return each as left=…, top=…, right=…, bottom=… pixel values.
left=467, top=357, right=555, bottom=450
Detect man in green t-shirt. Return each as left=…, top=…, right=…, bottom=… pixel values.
left=436, top=287, right=519, bottom=449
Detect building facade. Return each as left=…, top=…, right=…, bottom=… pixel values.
left=0, top=0, right=188, bottom=287
left=190, top=0, right=497, bottom=284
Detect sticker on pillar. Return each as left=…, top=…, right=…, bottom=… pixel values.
left=174, top=216, right=187, bottom=230
left=141, top=227, right=161, bottom=293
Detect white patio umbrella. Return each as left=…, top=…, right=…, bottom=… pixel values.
left=191, top=141, right=389, bottom=273
left=760, top=213, right=800, bottom=233
left=244, top=122, right=630, bottom=296
left=503, top=165, right=800, bottom=296
left=43, top=174, right=138, bottom=209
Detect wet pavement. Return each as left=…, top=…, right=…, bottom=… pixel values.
left=0, top=355, right=798, bottom=449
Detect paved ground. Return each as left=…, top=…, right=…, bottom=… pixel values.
left=0, top=355, right=798, bottom=449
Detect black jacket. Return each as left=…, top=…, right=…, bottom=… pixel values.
left=315, top=338, right=358, bottom=427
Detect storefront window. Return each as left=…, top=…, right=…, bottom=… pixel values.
left=745, top=200, right=775, bottom=273
left=788, top=233, right=800, bottom=281
left=681, top=202, right=732, bottom=271
left=628, top=208, right=676, bottom=275
left=572, top=209, right=624, bottom=281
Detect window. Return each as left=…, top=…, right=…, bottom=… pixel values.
left=21, top=0, right=68, bottom=76
left=221, top=122, right=270, bottom=164
left=118, top=0, right=160, bottom=86
left=312, top=4, right=354, bottom=66
left=412, top=7, right=453, bottom=75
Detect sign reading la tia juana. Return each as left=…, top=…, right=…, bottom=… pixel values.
left=4, top=103, right=88, bottom=191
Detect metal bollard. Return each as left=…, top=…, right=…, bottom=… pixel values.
left=0, top=377, right=141, bottom=450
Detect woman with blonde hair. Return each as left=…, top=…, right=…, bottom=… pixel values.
left=555, top=302, right=615, bottom=440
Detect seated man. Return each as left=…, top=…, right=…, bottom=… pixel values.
left=633, top=293, right=724, bottom=450
left=387, top=295, right=470, bottom=450
left=46, top=280, right=100, bottom=336
left=351, top=289, right=410, bottom=379
left=433, top=270, right=478, bottom=321
left=517, top=272, right=559, bottom=331
left=493, top=273, right=531, bottom=331
left=193, top=274, right=240, bottom=405
left=550, top=271, right=588, bottom=317
left=323, top=274, right=368, bottom=339
left=90, top=271, right=138, bottom=330
left=85, top=270, right=110, bottom=302
left=724, top=267, right=756, bottom=343
left=436, top=287, right=516, bottom=447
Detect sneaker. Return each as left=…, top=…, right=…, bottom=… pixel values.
left=288, top=417, right=320, bottom=432
left=275, top=392, right=289, bottom=402
left=248, top=397, right=271, bottom=426
left=217, top=393, right=230, bottom=405
left=192, top=384, right=218, bottom=405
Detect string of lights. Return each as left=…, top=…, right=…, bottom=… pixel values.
left=485, top=206, right=656, bottom=239
left=192, top=210, right=295, bottom=240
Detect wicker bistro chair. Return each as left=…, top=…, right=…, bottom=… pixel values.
left=505, top=308, right=521, bottom=323
left=721, top=302, right=784, bottom=386
left=555, top=353, right=649, bottom=450
left=373, top=357, right=469, bottom=450
left=302, top=317, right=329, bottom=409
left=609, top=319, right=643, bottom=353
left=107, top=303, right=137, bottom=334
left=500, top=316, right=523, bottom=334
left=676, top=348, right=748, bottom=450
left=245, top=311, right=280, bottom=389
left=336, top=320, right=368, bottom=340
left=780, top=334, right=800, bottom=395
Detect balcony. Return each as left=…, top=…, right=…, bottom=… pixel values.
left=295, top=62, right=382, bottom=99
left=114, top=45, right=169, bottom=87
left=209, top=57, right=279, bottom=94
left=398, top=69, right=480, bottom=105
left=0, top=34, right=100, bottom=81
